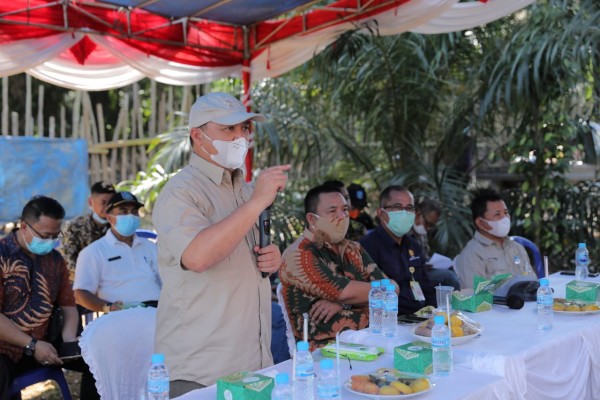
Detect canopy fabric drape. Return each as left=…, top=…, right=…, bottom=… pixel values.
left=0, top=0, right=536, bottom=90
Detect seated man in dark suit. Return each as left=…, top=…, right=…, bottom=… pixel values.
left=360, top=185, right=437, bottom=315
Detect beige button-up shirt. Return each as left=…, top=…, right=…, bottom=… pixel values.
left=455, top=231, right=534, bottom=289
left=152, top=153, right=273, bottom=386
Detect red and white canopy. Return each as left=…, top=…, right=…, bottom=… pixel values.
left=0, top=0, right=535, bottom=90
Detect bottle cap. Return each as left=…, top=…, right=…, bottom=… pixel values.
left=297, top=341, right=309, bottom=352
left=381, top=279, right=391, bottom=286
left=433, top=315, right=445, bottom=325
left=579, top=243, right=586, bottom=248
left=371, top=281, right=381, bottom=288
left=320, top=359, right=334, bottom=370
left=275, top=373, right=289, bottom=384
left=539, top=278, right=549, bottom=286
left=387, top=285, right=395, bottom=292
left=151, top=353, right=165, bottom=364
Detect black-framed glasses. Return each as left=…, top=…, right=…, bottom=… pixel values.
left=26, top=222, right=63, bottom=240
left=382, top=204, right=415, bottom=213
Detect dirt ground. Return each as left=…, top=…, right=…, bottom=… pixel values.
left=20, top=370, right=81, bottom=400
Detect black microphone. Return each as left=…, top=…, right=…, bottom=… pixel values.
left=493, top=294, right=525, bottom=310
left=258, top=205, right=272, bottom=278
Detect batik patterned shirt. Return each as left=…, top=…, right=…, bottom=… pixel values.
left=280, top=229, right=386, bottom=350
left=61, top=213, right=109, bottom=280
left=0, top=230, right=75, bottom=362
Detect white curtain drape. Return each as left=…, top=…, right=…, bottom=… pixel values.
left=0, top=0, right=536, bottom=90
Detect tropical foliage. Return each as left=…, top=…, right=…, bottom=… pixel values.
left=124, top=0, right=600, bottom=268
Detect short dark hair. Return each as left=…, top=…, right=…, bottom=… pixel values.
left=304, top=184, right=343, bottom=216
left=322, top=180, right=345, bottom=190
left=471, top=189, right=504, bottom=222
left=91, top=181, right=116, bottom=195
left=379, top=185, right=410, bottom=207
left=21, top=195, right=65, bottom=223
left=417, top=198, right=442, bottom=216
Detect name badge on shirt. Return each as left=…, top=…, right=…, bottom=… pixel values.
left=410, top=280, right=426, bottom=302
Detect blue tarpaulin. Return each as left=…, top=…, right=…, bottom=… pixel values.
left=0, top=136, right=88, bottom=223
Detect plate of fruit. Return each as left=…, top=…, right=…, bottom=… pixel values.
left=410, top=311, right=482, bottom=345
left=345, top=368, right=432, bottom=399
left=553, top=298, right=600, bottom=314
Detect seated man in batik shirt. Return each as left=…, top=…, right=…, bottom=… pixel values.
left=280, top=184, right=396, bottom=350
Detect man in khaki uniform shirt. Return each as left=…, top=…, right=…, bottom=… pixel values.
left=455, top=190, right=534, bottom=289
left=152, top=92, right=290, bottom=397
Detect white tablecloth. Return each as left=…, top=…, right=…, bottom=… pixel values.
left=175, top=273, right=600, bottom=399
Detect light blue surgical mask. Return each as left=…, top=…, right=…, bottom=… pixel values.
left=23, top=230, right=58, bottom=256
left=92, top=211, right=108, bottom=225
left=384, top=210, right=415, bottom=237
left=113, top=214, right=141, bottom=237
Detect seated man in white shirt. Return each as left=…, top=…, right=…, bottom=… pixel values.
left=74, top=191, right=161, bottom=313
left=455, top=189, right=535, bottom=289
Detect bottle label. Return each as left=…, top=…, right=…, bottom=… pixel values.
left=431, top=336, right=450, bottom=347
left=296, top=363, right=314, bottom=378
left=148, top=378, right=169, bottom=393
left=537, top=294, right=553, bottom=306
left=577, top=254, right=589, bottom=264
left=369, top=299, right=382, bottom=308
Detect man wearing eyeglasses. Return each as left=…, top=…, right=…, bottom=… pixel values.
left=360, top=185, right=437, bottom=315
left=0, top=195, right=99, bottom=399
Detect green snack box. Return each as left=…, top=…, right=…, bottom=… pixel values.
left=452, top=291, right=493, bottom=312
left=393, top=341, right=433, bottom=375
left=217, top=371, right=273, bottom=400
left=320, top=341, right=384, bottom=361
left=452, top=273, right=511, bottom=313
left=566, top=280, right=600, bottom=302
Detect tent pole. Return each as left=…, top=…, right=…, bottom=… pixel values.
left=243, top=26, right=253, bottom=182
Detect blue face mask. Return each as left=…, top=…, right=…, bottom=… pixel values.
left=24, top=231, right=58, bottom=255
left=385, top=210, right=415, bottom=237
left=113, top=214, right=141, bottom=237
left=92, top=211, right=108, bottom=225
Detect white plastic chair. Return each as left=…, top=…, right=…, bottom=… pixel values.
left=80, top=307, right=157, bottom=400
left=276, top=283, right=297, bottom=358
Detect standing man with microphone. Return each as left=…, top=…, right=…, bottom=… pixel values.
left=153, top=92, right=290, bottom=397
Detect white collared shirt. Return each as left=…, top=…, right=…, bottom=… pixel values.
left=74, top=230, right=161, bottom=303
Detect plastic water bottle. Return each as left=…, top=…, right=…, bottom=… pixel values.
left=537, top=278, right=553, bottom=331
left=431, top=315, right=453, bottom=376
left=575, top=243, right=590, bottom=281
left=272, top=373, right=292, bottom=400
left=369, top=281, right=383, bottom=334
left=381, top=284, right=398, bottom=337
left=147, top=353, right=169, bottom=400
left=293, top=341, right=315, bottom=400
left=316, top=359, right=340, bottom=400
left=380, top=279, right=391, bottom=291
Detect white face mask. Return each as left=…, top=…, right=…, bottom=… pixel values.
left=200, top=130, right=248, bottom=169
left=413, top=224, right=427, bottom=236
left=483, top=216, right=511, bottom=238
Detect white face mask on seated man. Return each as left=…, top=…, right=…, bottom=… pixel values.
left=482, top=216, right=511, bottom=238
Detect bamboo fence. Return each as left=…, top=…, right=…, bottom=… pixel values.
left=1, top=75, right=196, bottom=185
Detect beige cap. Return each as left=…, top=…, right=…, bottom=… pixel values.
left=188, top=92, right=266, bottom=129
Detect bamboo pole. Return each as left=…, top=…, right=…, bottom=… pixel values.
left=49, top=116, right=55, bottom=138
left=25, top=75, right=32, bottom=136
left=130, top=83, right=139, bottom=180
left=72, top=91, right=82, bottom=138
left=158, top=91, right=166, bottom=135
left=37, top=85, right=44, bottom=136
left=96, top=102, right=109, bottom=182
left=168, top=86, right=174, bottom=131
left=60, top=105, right=66, bottom=138
left=110, top=93, right=128, bottom=184
left=2, top=77, right=8, bottom=135
left=149, top=80, right=157, bottom=136
left=11, top=112, right=18, bottom=135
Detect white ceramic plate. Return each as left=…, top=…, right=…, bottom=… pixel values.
left=410, top=325, right=482, bottom=345
left=553, top=298, right=600, bottom=315
left=344, top=380, right=432, bottom=399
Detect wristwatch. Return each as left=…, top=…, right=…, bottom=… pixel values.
left=102, top=302, right=113, bottom=313
left=23, top=338, right=37, bottom=357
